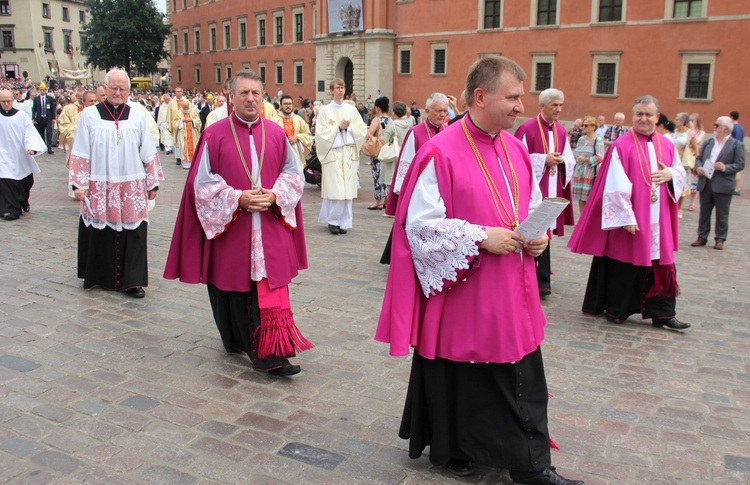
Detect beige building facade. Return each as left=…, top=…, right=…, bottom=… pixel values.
left=0, top=0, right=104, bottom=85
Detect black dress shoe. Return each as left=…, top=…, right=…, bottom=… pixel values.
left=47, top=150, right=54, bottom=154
left=512, top=466, right=584, bottom=485
left=652, top=317, right=691, bottom=330
left=125, top=287, right=146, bottom=298
left=338, top=227, right=347, bottom=234
left=539, top=288, right=551, bottom=297
left=267, top=359, right=301, bottom=377
left=3, top=213, right=20, bottom=221
left=444, top=457, right=473, bottom=476
left=22, top=205, right=30, bottom=213
left=606, top=314, right=625, bottom=324
left=328, top=224, right=340, bottom=235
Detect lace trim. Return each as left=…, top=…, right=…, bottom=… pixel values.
left=271, top=172, right=304, bottom=229
left=406, top=219, right=486, bottom=297
left=602, top=190, right=636, bottom=229
left=195, top=176, right=241, bottom=239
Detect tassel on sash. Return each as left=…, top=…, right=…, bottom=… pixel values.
left=253, top=278, right=314, bottom=359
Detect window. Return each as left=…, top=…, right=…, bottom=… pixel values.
left=173, top=33, right=178, bottom=54
left=177, top=68, right=182, bottom=84
left=531, top=53, right=555, bottom=92
left=242, top=63, right=250, bottom=70
left=79, top=10, right=85, bottom=23
left=43, top=28, right=53, bottom=50
left=181, top=0, right=186, bottom=9
left=239, top=20, right=247, bottom=47
left=598, top=0, right=623, bottom=22
left=258, top=17, right=266, bottom=46
left=398, top=46, right=412, bottom=75
left=224, top=23, right=230, bottom=49
left=275, top=63, right=283, bottom=84
left=215, top=65, right=221, bottom=83
left=536, top=0, right=557, bottom=26
left=79, top=32, right=86, bottom=54
left=431, top=44, right=447, bottom=75
left=62, top=6, right=69, bottom=21
left=209, top=25, right=216, bottom=50
left=484, top=0, right=501, bottom=29
left=182, top=30, right=188, bottom=54
left=274, top=14, right=283, bottom=44
left=673, top=0, right=702, bottom=18
left=1, top=28, right=13, bottom=48
left=225, top=64, right=232, bottom=80
left=193, top=0, right=197, bottom=6
left=590, top=51, right=621, bottom=96
left=294, top=12, right=303, bottom=42
left=258, top=63, right=266, bottom=83
left=195, top=66, right=201, bottom=83
left=42, top=3, right=50, bottom=18
left=596, top=63, right=616, bottom=94
left=63, top=30, right=72, bottom=52
left=294, top=62, right=302, bottom=84
left=679, top=50, right=717, bottom=100
left=193, top=29, right=200, bottom=52
left=0, top=0, right=10, bottom=15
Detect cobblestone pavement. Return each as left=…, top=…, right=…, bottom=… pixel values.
left=1, top=149, right=749, bottom=485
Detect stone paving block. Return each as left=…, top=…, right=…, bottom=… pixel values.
left=725, top=455, right=750, bottom=473
left=75, top=466, right=142, bottom=485
left=41, top=426, right=93, bottom=453
left=103, top=452, right=146, bottom=473
left=235, top=411, right=290, bottom=433
left=150, top=444, right=197, bottom=467
left=139, top=465, right=198, bottom=485
left=0, top=355, right=41, bottom=372
left=29, top=449, right=83, bottom=474
left=74, top=442, right=121, bottom=462
left=246, top=452, right=306, bottom=481
left=232, top=428, right=285, bottom=451
left=191, top=436, right=251, bottom=462
left=120, top=395, right=160, bottom=412
left=197, top=420, right=239, bottom=437
left=336, top=455, right=407, bottom=484
left=0, top=437, right=44, bottom=458
left=333, top=438, right=379, bottom=458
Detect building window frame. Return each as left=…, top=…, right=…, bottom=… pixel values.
left=531, top=0, right=559, bottom=26
left=223, top=21, right=230, bottom=50
left=43, top=27, right=53, bottom=51
left=294, top=61, right=303, bottom=85
left=430, top=42, right=448, bottom=76
left=172, top=33, right=178, bottom=54
left=592, top=0, right=625, bottom=23
left=1, top=27, right=14, bottom=49
left=215, top=65, right=221, bottom=84
left=293, top=9, right=303, bottom=43
left=590, top=51, right=622, bottom=97
left=62, top=6, right=69, bottom=21
left=668, top=0, right=706, bottom=19
left=177, top=67, right=182, bottom=84
left=0, top=0, right=11, bottom=15
left=397, top=44, right=412, bottom=75
left=209, top=24, right=216, bottom=51
left=182, top=29, right=188, bottom=54
left=678, top=50, right=717, bottom=101
left=257, top=15, right=266, bottom=46
left=195, top=65, right=201, bottom=84
left=42, top=3, right=50, bottom=18
left=63, top=29, right=72, bottom=53
left=258, top=62, right=266, bottom=83
left=193, top=28, right=200, bottom=53
left=274, top=12, right=283, bottom=45
left=275, top=61, right=283, bottom=84
left=480, top=0, right=502, bottom=30
left=238, top=18, right=247, bottom=48
left=225, top=64, right=232, bottom=81
left=530, top=52, right=556, bottom=93
left=79, top=9, right=85, bottom=23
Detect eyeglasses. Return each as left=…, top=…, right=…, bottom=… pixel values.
left=582, top=124, right=593, bottom=127
left=107, top=86, right=129, bottom=93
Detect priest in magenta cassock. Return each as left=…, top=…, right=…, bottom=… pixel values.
left=164, top=70, right=312, bottom=377
left=568, top=94, right=690, bottom=331
left=514, top=88, right=575, bottom=298
left=0, top=89, right=47, bottom=221
left=376, top=56, right=584, bottom=485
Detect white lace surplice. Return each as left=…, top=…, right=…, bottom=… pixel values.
left=602, top=143, right=685, bottom=260
left=392, top=130, right=417, bottom=195
left=194, top=118, right=303, bottom=282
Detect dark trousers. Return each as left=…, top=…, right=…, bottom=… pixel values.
left=535, top=243, right=551, bottom=291
left=697, top=184, right=733, bottom=242
left=35, top=118, right=53, bottom=150
left=0, top=174, right=33, bottom=217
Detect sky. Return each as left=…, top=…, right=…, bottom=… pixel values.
left=155, top=0, right=166, bottom=14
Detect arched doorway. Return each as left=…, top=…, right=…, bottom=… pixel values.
left=336, top=57, right=354, bottom=98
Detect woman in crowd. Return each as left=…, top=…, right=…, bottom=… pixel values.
left=571, top=116, right=604, bottom=215
left=568, top=118, right=584, bottom=148
left=367, top=96, right=390, bottom=210
left=673, top=112, right=699, bottom=218
left=378, top=101, right=411, bottom=202
left=686, top=113, right=707, bottom=211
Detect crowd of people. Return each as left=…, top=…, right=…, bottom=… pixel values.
left=0, top=59, right=746, bottom=485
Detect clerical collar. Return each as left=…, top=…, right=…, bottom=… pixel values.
left=465, top=113, right=499, bottom=139
left=331, top=100, right=345, bottom=108
left=539, top=114, right=554, bottom=127
left=233, top=112, right=260, bottom=128
left=103, top=100, right=125, bottom=115
left=427, top=119, right=442, bottom=133
left=1, top=107, right=18, bottom=117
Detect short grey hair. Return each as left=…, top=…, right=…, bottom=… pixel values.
left=675, top=112, right=690, bottom=125
left=229, top=69, right=264, bottom=94
left=716, top=116, right=733, bottom=130
left=103, top=69, right=130, bottom=88
left=539, top=88, right=564, bottom=106
left=425, top=92, right=448, bottom=110
left=632, top=95, right=660, bottom=112
left=614, top=112, right=626, bottom=120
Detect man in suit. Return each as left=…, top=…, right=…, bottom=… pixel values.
left=199, top=93, right=215, bottom=131
left=692, top=116, right=746, bottom=250
left=32, top=82, right=56, bottom=154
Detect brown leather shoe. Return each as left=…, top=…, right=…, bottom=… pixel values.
left=690, top=238, right=707, bottom=247
left=714, top=241, right=724, bottom=250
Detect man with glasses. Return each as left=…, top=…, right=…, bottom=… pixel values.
left=691, top=116, right=745, bottom=250
left=69, top=69, right=164, bottom=299
left=514, top=88, right=575, bottom=298
left=0, top=89, right=47, bottom=220
left=569, top=95, right=690, bottom=331
left=603, top=112, right=629, bottom=147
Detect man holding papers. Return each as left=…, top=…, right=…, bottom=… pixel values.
left=692, top=116, right=745, bottom=250
left=569, top=95, right=690, bottom=331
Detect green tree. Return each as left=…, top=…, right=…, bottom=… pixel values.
left=82, top=0, right=171, bottom=76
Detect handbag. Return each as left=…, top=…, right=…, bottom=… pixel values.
left=377, top=123, right=400, bottom=164
left=682, top=143, right=696, bottom=170
left=362, top=122, right=384, bottom=158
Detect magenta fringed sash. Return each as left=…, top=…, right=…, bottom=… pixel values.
left=645, top=262, right=681, bottom=299
left=254, top=278, right=314, bottom=359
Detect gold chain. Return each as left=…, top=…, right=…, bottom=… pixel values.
left=461, top=117, right=520, bottom=229
left=229, top=113, right=266, bottom=190
left=537, top=114, right=559, bottom=174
